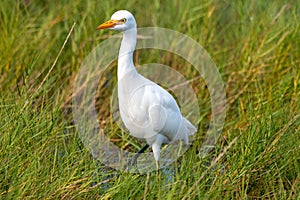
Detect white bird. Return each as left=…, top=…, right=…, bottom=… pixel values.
left=97, top=10, right=196, bottom=168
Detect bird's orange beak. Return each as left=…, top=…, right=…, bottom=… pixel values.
left=96, top=19, right=120, bottom=30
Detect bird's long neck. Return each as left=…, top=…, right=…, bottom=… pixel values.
left=117, top=28, right=137, bottom=80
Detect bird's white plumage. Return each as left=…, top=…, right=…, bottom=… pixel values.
left=98, top=10, right=196, bottom=162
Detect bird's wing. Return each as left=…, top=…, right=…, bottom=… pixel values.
left=143, top=83, right=184, bottom=140
left=119, top=74, right=195, bottom=142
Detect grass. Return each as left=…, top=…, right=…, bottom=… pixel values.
left=1, top=0, right=299, bottom=199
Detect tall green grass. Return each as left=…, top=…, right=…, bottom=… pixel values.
left=1, top=0, right=299, bottom=199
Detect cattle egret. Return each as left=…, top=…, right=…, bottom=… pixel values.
left=97, top=10, right=196, bottom=168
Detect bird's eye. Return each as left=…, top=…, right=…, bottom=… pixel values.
left=120, top=18, right=126, bottom=23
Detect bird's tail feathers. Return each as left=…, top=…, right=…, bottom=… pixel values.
left=183, top=117, right=197, bottom=135
left=173, top=117, right=196, bottom=144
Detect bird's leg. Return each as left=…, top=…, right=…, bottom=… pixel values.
left=124, top=144, right=149, bottom=170
left=152, top=143, right=161, bottom=171
left=132, top=144, right=150, bottom=164
left=155, top=160, right=160, bottom=171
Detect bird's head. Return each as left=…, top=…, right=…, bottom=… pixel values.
left=97, top=10, right=136, bottom=31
